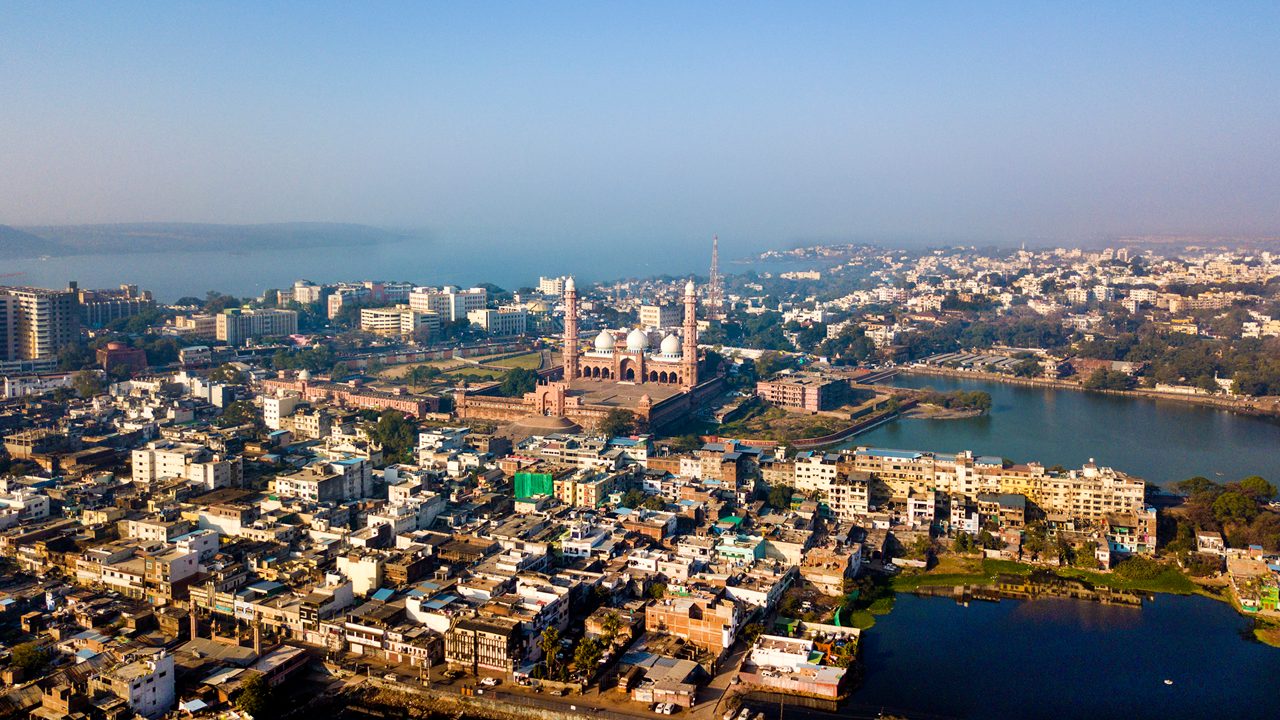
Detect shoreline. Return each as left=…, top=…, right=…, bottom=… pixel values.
left=896, top=366, right=1280, bottom=419
left=888, top=555, right=1280, bottom=646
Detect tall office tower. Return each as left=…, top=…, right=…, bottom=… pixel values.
left=0, top=286, right=80, bottom=361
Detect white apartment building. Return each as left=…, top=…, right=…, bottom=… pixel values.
left=359, top=305, right=440, bottom=337
left=408, top=286, right=488, bottom=322
left=639, top=304, right=682, bottom=329
left=467, top=306, right=528, bottom=336
left=131, top=440, right=243, bottom=490
left=263, top=393, right=303, bottom=430
left=93, top=649, right=175, bottom=719
left=538, top=276, right=567, bottom=296
left=216, top=308, right=298, bottom=344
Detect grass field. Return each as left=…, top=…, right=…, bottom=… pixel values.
left=485, top=352, right=542, bottom=370
left=892, top=556, right=1200, bottom=595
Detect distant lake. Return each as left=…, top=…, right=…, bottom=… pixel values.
left=5, top=232, right=807, bottom=302
left=856, top=374, right=1280, bottom=487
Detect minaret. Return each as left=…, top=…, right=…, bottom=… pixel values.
left=563, top=277, right=580, bottom=381
left=681, top=279, right=698, bottom=389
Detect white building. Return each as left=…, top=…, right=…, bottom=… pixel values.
left=467, top=306, right=528, bottom=336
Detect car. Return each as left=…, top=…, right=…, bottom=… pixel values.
left=480, top=677, right=500, bottom=687
left=384, top=673, right=398, bottom=682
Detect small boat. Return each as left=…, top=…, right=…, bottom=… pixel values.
left=1164, top=679, right=1173, bottom=685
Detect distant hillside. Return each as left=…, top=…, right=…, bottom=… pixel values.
left=0, top=224, right=73, bottom=259
left=4, top=222, right=403, bottom=258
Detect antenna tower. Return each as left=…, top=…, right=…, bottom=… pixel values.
left=708, top=234, right=723, bottom=319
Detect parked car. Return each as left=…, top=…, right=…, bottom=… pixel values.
left=480, top=677, right=500, bottom=687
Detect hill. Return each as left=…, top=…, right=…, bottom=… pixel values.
left=3, top=222, right=403, bottom=258
left=0, top=225, right=72, bottom=259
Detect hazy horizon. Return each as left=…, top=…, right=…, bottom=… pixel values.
left=3, top=2, right=1279, bottom=249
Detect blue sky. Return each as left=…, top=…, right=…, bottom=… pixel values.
left=2, top=1, right=1278, bottom=249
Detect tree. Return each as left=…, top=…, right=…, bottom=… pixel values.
left=72, top=370, right=103, bottom=398
left=10, top=642, right=49, bottom=676
left=217, top=400, right=258, bottom=428
left=1083, top=369, right=1136, bottom=391
left=1213, top=491, right=1260, bottom=524
left=1238, top=476, right=1277, bottom=501
left=572, top=636, right=605, bottom=679
left=1012, top=358, right=1042, bottom=377
left=498, top=367, right=539, bottom=397
left=331, top=361, right=350, bottom=381
left=538, top=627, right=563, bottom=680
left=767, top=484, right=795, bottom=511
left=236, top=672, right=272, bottom=716
left=597, top=408, right=637, bottom=438
left=647, top=582, right=667, bottom=600
left=369, top=410, right=416, bottom=464
left=208, top=363, right=245, bottom=384
left=953, top=532, right=974, bottom=553
left=600, top=611, right=622, bottom=642
left=1174, top=476, right=1220, bottom=498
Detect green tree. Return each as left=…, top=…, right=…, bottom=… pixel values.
left=1012, top=358, right=1043, bottom=377
left=767, top=484, right=795, bottom=510
left=369, top=410, right=416, bottom=464
left=600, top=611, right=622, bottom=643
left=1238, top=476, right=1277, bottom=501
left=10, top=642, right=49, bottom=676
left=498, top=367, right=539, bottom=397
left=235, top=672, right=272, bottom=716
left=208, top=363, right=245, bottom=384
left=597, top=408, right=637, bottom=438
left=572, top=636, right=605, bottom=678
left=538, top=627, right=563, bottom=679
left=1213, top=491, right=1260, bottom=524
left=647, top=582, right=667, bottom=600
left=72, top=370, right=104, bottom=398
left=1174, top=476, right=1220, bottom=498
left=217, top=400, right=259, bottom=428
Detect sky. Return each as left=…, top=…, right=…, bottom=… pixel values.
left=2, top=1, right=1279, bottom=252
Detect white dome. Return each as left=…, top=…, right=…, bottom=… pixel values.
left=685, top=279, right=697, bottom=296
left=565, top=276, right=575, bottom=292
left=297, top=369, right=311, bottom=381
left=594, top=330, right=615, bottom=351
left=660, top=334, right=681, bottom=355
left=626, top=329, right=649, bottom=352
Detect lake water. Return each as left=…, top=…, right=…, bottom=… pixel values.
left=5, top=232, right=736, bottom=302
left=844, top=593, right=1279, bottom=720
left=856, top=374, right=1280, bottom=487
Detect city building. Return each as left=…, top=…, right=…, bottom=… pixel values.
left=360, top=305, right=440, bottom=338
left=216, top=308, right=299, bottom=344
left=0, top=285, right=80, bottom=361
left=467, top=307, right=528, bottom=336
left=639, top=304, right=682, bottom=329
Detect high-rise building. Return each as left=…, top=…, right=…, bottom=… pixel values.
left=73, top=282, right=155, bottom=328
left=467, top=306, right=528, bottom=336
left=215, top=308, right=298, bottom=345
left=408, top=286, right=488, bottom=322
left=639, top=304, right=682, bottom=329
left=538, top=276, right=567, bottom=296
left=359, top=305, right=440, bottom=338
left=0, top=286, right=80, bottom=361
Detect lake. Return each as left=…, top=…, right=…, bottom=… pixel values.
left=6, top=232, right=744, bottom=302
left=856, top=374, right=1280, bottom=487
left=843, top=593, right=1278, bottom=720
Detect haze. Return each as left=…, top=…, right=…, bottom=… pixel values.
left=3, top=1, right=1279, bottom=250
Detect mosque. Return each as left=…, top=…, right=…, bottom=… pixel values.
left=453, top=277, right=722, bottom=435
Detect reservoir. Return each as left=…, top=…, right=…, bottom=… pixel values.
left=846, top=593, right=1278, bottom=720
left=859, top=373, right=1280, bottom=486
